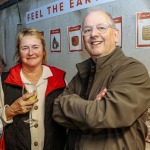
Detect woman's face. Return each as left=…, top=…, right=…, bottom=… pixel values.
left=19, top=35, right=45, bottom=68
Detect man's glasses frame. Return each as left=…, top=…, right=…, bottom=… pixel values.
left=82, top=23, right=113, bottom=36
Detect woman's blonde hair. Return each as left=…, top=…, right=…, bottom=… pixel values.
left=14, top=28, right=47, bottom=64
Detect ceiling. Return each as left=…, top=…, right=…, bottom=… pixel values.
left=0, top=0, right=8, bottom=5
left=0, top=0, right=23, bottom=10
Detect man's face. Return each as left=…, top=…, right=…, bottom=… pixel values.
left=82, top=11, right=119, bottom=60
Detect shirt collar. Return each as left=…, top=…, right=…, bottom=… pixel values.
left=20, top=65, right=53, bottom=85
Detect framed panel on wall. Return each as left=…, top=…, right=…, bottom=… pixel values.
left=50, top=28, right=61, bottom=52
left=67, top=25, right=82, bottom=52
left=136, top=12, right=150, bottom=48
left=114, top=16, right=122, bottom=48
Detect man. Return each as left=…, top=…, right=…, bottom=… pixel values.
left=53, top=8, right=150, bottom=150
left=0, top=55, right=6, bottom=75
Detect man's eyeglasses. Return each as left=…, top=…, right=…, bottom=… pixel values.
left=82, top=24, right=112, bottom=36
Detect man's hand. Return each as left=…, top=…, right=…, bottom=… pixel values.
left=95, top=88, right=107, bottom=101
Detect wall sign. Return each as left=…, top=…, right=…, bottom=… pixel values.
left=136, top=12, right=150, bottom=48
left=26, top=0, right=115, bottom=24
left=114, top=16, right=122, bottom=48
left=50, top=28, right=61, bottom=52
left=68, top=25, right=82, bottom=52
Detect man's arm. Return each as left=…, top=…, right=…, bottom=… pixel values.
left=53, top=73, right=107, bottom=130
left=53, top=62, right=150, bottom=132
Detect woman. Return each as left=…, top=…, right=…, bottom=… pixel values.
left=0, top=28, right=66, bottom=150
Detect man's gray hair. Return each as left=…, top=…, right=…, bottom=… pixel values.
left=83, top=7, right=115, bottom=28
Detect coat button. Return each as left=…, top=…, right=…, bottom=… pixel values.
left=34, top=106, right=38, bottom=110
left=34, top=142, right=38, bottom=146
left=34, top=124, right=38, bottom=128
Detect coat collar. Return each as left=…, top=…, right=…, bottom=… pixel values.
left=76, top=47, right=124, bottom=79
left=5, top=64, right=66, bottom=96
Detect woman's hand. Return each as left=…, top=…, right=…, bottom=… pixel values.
left=5, top=92, right=38, bottom=121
